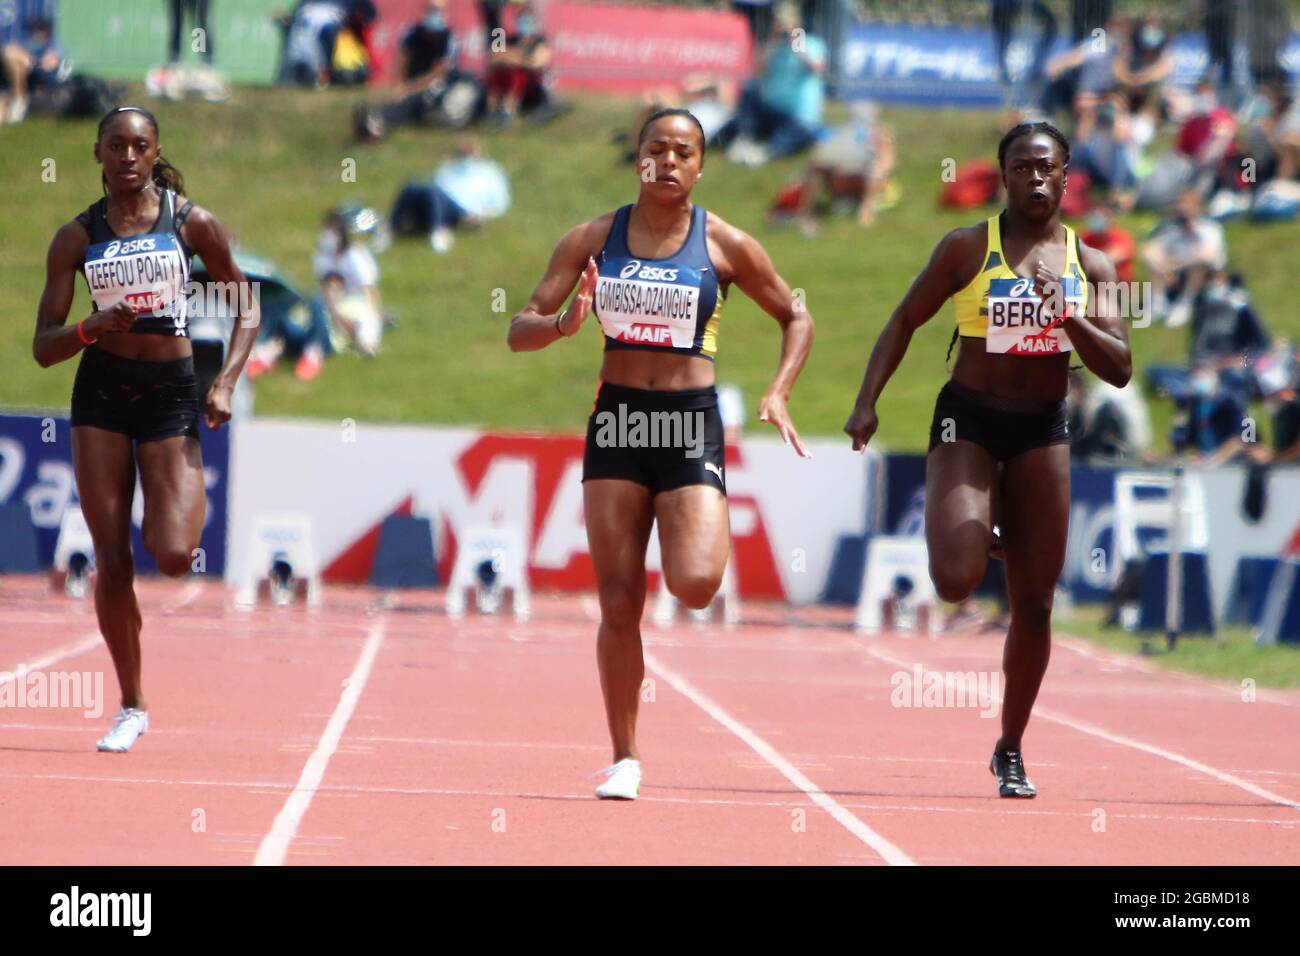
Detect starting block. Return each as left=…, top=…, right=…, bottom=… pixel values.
left=445, top=526, right=530, bottom=619
left=53, top=505, right=95, bottom=574
left=50, top=504, right=95, bottom=597
left=652, top=556, right=741, bottom=627
left=855, top=535, right=940, bottom=635
left=235, top=512, right=321, bottom=607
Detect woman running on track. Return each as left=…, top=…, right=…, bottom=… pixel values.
left=33, top=106, right=258, bottom=752
left=509, top=108, right=814, bottom=799
left=843, top=122, right=1132, bottom=797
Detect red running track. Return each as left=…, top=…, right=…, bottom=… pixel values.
left=1, top=575, right=1297, bottom=865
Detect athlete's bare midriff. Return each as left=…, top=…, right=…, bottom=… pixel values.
left=89, top=331, right=194, bottom=362
left=598, top=349, right=715, bottom=391
left=950, top=338, right=1070, bottom=404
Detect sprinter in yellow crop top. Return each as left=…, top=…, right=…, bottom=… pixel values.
left=844, top=122, right=1132, bottom=800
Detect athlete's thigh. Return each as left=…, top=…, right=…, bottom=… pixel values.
left=925, top=439, right=998, bottom=567
left=998, top=442, right=1071, bottom=601
left=71, top=426, right=137, bottom=560
left=583, top=479, right=656, bottom=597
left=135, top=435, right=206, bottom=553
left=653, top=484, right=730, bottom=581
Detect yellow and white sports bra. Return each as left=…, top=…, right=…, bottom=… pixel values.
left=951, top=215, right=1088, bottom=355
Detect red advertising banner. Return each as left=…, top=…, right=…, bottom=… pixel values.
left=372, top=0, right=753, bottom=92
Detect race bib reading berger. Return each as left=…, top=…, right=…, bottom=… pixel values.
left=985, top=276, right=1082, bottom=355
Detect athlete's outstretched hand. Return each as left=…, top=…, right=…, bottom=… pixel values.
left=843, top=403, right=879, bottom=453
left=759, top=392, right=811, bottom=459
left=204, top=380, right=233, bottom=430
left=558, top=257, right=598, bottom=336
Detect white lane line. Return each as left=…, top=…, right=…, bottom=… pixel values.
left=13, top=773, right=1298, bottom=829
left=643, top=649, right=915, bottom=866
left=1, top=633, right=102, bottom=685
left=253, top=618, right=387, bottom=866
left=863, top=643, right=1300, bottom=812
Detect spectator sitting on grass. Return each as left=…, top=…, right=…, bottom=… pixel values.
left=329, top=1, right=376, bottom=86
left=247, top=207, right=384, bottom=381
left=1174, top=363, right=1253, bottom=465
left=1258, top=346, right=1300, bottom=464
left=1189, top=269, right=1270, bottom=368
left=1079, top=201, right=1136, bottom=282
left=355, top=0, right=467, bottom=140
left=1140, top=188, right=1227, bottom=328
left=1113, top=13, right=1173, bottom=121
left=772, top=100, right=897, bottom=235
left=484, top=0, right=553, bottom=126
left=621, top=75, right=738, bottom=163
left=274, top=2, right=345, bottom=86
left=1074, top=93, right=1145, bottom=209
left=1039, top=12, right=1121, bottom=136
left=245, top=271, right=383, bottom=382
left=714, top=3, right=827, bottom=166
left=388, top=136, right=510, bottom=253
left=0, top=17, right=67, bottom=124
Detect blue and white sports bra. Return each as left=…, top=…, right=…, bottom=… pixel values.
left=593, top=204, right=724, bottom=360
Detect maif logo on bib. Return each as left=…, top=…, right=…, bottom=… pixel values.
left=985, top=276, right=1081, bottom=355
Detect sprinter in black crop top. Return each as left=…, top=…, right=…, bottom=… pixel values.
left=32, top=106, right=260, bottom=753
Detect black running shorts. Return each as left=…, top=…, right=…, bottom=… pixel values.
left=582, top=382, right=726, bottom=495
left=70, top=346, right=201, bottom=443
left=927, top=379, right=1069, bottom=462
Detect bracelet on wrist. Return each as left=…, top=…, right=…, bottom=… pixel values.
left=76, top=320, right=96, bottom=346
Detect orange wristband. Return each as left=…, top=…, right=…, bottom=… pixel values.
left=76, top=320, right=96, bottom=345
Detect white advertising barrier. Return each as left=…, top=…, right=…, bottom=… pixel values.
left=226, top=420, right=878, bottom=604
left=1190, top=466, right=1300, bottom=622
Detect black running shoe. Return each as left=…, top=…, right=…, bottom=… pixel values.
left=990, top=748, right=1036, bottom=798
left=989, top=526, right=1005, bottom=562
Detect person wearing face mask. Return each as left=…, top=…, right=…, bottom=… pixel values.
left=1079, top=202, right=1134, bottom=282
left=485, top=0, right=553, bottom=126
left=1189, top=270, right=1269, bottom=367
left=1140, top=188, right=1226, bottom=327
left=1178, top=364, right=1251, bottom=466
left=1112, top=13, right=1175, bottom=147
left=354, top=0, right=473, bottom=140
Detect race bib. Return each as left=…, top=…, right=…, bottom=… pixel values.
left=83, top=234, right=187, bottom=329
left=985, top=276, right=1081, bottom=355
left=595, top=258, right=701, bottom=350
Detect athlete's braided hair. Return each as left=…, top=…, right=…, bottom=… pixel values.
left=997, top=121, right=1070, bottom=171
left=97, top=106, right=186, bottom=196
left=638, top=108, right=707, bottom=161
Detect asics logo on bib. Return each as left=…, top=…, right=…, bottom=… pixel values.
left=102, top=238, right=157, bottom=258
left=618, top=259, right=679, bottom=282
left=1009, top=277, right=1032, bottom=297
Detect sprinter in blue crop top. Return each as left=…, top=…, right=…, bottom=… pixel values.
left=507, top=108, right=815, bottom=800
left=32, top=106, right=260, bottom=754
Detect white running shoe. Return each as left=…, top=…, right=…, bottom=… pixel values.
left=594, top=758, right=641, bottom=800
left=97, top=708, right=149, bottom=753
